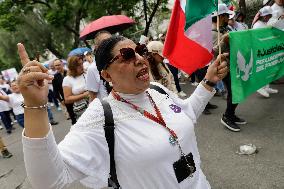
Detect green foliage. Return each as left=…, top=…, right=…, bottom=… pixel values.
left=0, top=0, right=169, bottom=71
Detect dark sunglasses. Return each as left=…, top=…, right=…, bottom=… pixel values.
left=105, top=44, right=148, bottom=69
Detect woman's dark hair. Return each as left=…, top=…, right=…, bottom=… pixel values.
left=67, top=56, right=83, bottom=77
left=147, top=53, right=169, bottom=81
left=95, top=36, right=125, bottom=71
left=235, top=12, right=246, bottom=22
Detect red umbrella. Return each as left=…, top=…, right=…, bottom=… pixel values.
left=80, top=15, right=135, bottom=40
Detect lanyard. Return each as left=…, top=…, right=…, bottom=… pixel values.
left=111, top=90, right=186, bottom=156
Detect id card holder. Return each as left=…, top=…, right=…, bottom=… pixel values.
left=173, top=152, right=196, bottom=183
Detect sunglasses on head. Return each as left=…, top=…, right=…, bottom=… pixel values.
left=105, top=44, right=148, bottom=69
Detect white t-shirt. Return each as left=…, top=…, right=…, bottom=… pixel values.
left=48, top=70, right=57, bottom=90
left=0, top=90, right=11, bottom=112
left=8, top=93, right=24, bottom=115
left=268, top=3, right=284, bottom=30
left=86, top=62, right=108, bottom=99
left=271, top=3, right=284, bottom=15
left=83, top=61, right=92, bottom=71
left=62, top=74, right=87, bottom=95
left=228, top=21, right=247, bottom=31
left=253, top=20, right=268, bottom=29
left=0, top=83, right=10, bottom=92
left=22, top=83, right=215, bottom=189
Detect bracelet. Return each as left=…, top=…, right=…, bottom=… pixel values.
left=202, top=78, right=216, bottom=87
left=21, top=102, right=48, bottom=109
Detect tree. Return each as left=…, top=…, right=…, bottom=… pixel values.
left=238, top=0, right=247, bottom=15
left=0, top=0, right=169, bottom=71
left=140, top=0, right=168, bottom=36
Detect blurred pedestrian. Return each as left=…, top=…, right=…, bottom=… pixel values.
left=53, top=59, right=77, bottom=124
left=146, top=41, right=178, bottom=94
left=212, top=4, right=247, bottom=132
left=86, top=31, right=112, bottom=101
left=0, top=136, right=12, bottom=158
left=253, top=6, right=279, bottom=98
left=63, top=56, right=89, bottom=117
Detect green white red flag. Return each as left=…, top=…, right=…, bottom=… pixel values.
left=163, top=0, right=217, bottom=74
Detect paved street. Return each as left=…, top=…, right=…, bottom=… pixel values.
left=0, top=81, right=283, bottom=189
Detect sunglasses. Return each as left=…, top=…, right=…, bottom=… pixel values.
left=105, top=44, right=148, bottom=69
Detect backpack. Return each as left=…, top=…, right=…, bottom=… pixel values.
left=100, top=84, right=168, bottom=188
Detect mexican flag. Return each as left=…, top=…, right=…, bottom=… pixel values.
left=163, top=0, right=217, bottom=74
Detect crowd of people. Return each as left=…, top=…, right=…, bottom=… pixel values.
left=0, top=1, right=283, bottom=189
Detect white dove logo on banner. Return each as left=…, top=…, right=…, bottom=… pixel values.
left=236, top=49, right=253, bottom=81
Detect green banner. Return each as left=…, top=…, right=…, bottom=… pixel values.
left=229, top=27, right=284, bottom=103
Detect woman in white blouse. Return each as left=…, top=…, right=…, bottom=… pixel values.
left=63, top=56, right=89, bottom=117
left=17, top=36, right=228, bottom=189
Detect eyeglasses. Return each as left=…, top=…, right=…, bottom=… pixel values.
left=105, top=44, right=148, bottom=69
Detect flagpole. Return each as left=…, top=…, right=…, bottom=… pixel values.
left=216, top=0, right=222, bottom=64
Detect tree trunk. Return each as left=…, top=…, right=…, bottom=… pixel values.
left=143, top=0, right=161, bottom=36
left=46, top=33, right=63, bottom=58
left=72, top=9, right=83, bottom=49
left=239, top=0, right=246, bottom=15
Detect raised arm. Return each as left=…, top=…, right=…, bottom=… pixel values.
left=17, top=43, right=53, bottom=138
left=0, top=94, right=9, bottom=102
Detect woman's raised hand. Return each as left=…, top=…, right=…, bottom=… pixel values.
left=17, top=43, right=54, bottom=106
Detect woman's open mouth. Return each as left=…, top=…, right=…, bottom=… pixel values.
left=136, top=68, right=149, bottom=81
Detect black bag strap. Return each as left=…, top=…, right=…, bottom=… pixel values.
left=100, top=84, right=168, bottom=188
left=149, top=84, right=168, bottom=96
left=100, top=99, right=120, bottom=188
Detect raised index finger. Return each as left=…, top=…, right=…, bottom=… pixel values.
left=17, top=43, right=30, bottom=66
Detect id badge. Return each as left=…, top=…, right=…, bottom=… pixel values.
left=173, top=152, right=196, bottom=183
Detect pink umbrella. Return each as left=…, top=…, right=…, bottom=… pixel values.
left=80, top=15, right=135, bottom=40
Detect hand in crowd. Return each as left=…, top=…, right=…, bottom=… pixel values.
left=222, top=33, right=230, bottom=44
left=205, top=53, right=229, bottom=84
left=83, top=91, right=89, bottom=99
left=17, top=43, right=54, bottom=107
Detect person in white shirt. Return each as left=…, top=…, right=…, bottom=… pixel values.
left=0, top=81, right=25, bottom=127
left=253, top=6, right=279, bottom=98
left=0, top=90, right=13, bottom=134
left=228, top=12, right=247, bottom=31
left=268, top=0, right=284, bottom=30
left=83, top=51, right=94, bottom=71
left=0, top=78, right=11, bottom=93
left=86, top=31, right=111, bottom=101
left=63, top=56, right=89, bottom=117
left=235, top=12, right=249, bottom=30
left=48, top=61, right=61, bottom=110
left=17, top=36, right=228, bottom=189
left=253, top=6, right=273, bottom=29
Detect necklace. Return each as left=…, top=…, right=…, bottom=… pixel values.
left=112, top=90, right=196, bottom=177
left=112, top=90, right=185, bottom=150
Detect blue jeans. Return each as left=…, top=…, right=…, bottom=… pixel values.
left=215, top=81, right=225, bottom=92
left=16, top=114, right=24, bottom=128
left=47, top=107, right=54, bottom=122
left=0, top=111, right=12, bottom=131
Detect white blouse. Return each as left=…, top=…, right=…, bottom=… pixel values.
left=62, top=74, right=87, bottom=95
left=22, top=82, right=215, bottom=189
left=8, top=93, right=24, bottom=115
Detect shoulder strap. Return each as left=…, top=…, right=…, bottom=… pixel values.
left=149, top=84, right=168, bottom=96
left=100, top=99, right=120, bottom=188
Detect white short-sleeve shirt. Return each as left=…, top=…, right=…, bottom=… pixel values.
left=8, top=93, right=24, bottom=115
left=62, top=74, right=87, bottom=95
left=86, top=62, right=108, bottom=99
